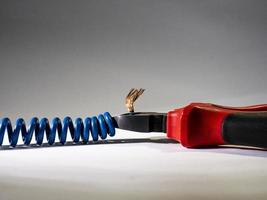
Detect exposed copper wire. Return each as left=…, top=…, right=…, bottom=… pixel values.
left=125, top=88, right=145, bottom=112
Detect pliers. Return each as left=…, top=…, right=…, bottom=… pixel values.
left=113, top=89, right=267, bottom=149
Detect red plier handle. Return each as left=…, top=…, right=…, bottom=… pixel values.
left=167, top=103, right=267, bottom=148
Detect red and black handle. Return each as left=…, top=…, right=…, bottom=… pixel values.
left=114, top=103, right=267, bottom=149
left=167, top=103, right=267, bottom=148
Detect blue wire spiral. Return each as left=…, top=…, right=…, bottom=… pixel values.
left=0, top=112, right=115, bottom=148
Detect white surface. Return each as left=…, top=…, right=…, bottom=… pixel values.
left=0, top=129, right=267, bottom=200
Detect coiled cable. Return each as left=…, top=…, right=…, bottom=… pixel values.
left=0, top=112, right=115, bottom=148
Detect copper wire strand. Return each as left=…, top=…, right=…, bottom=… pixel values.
left=125, top=88, right=145, bottom=112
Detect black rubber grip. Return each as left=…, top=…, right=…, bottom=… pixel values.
left=222, top=112, right=267, bottom=148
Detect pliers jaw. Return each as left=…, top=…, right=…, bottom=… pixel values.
left=113, top=112, right=167, bottom=133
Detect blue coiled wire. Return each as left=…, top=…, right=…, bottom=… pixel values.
left=0, top=112, right=115, bottom=148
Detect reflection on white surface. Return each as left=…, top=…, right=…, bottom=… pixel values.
left=0, top=129, right=267, bottom=200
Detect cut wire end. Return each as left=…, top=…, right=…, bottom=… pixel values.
left=125, top=88, right=145, bottom=112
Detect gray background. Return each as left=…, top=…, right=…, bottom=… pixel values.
left=1, top=2, right=267, bottom=200
left=0, top=0, right=266, bottom=121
